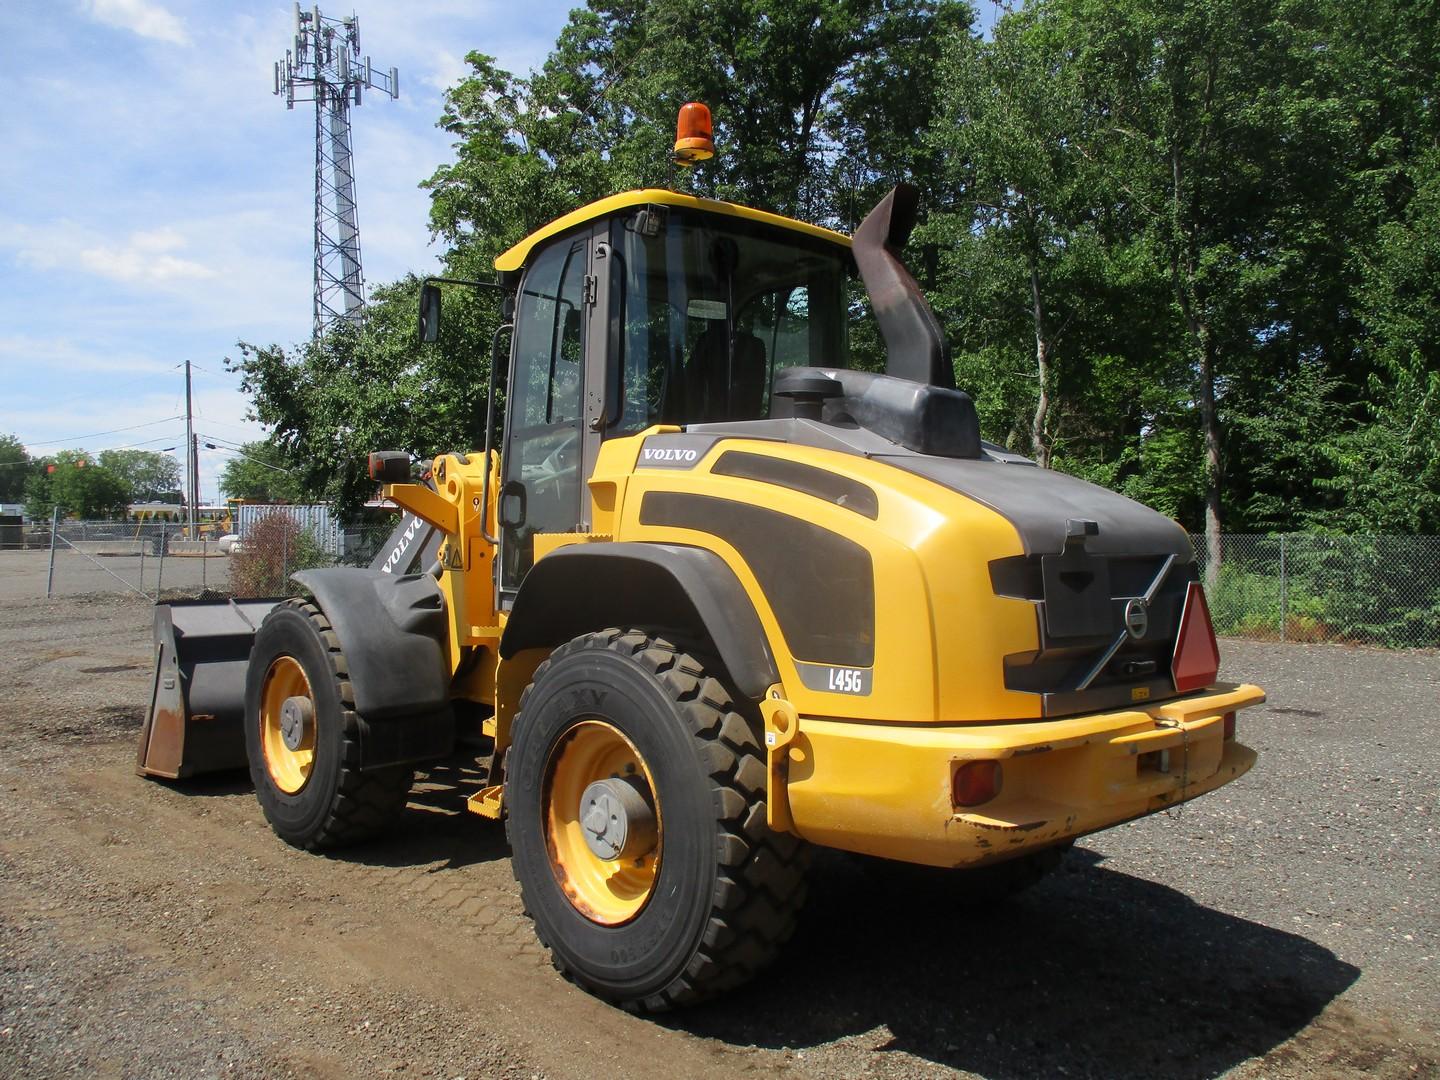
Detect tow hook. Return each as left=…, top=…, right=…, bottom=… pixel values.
left=761, top=689, right=801, bottom=833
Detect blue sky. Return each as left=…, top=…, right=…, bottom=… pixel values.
left=0, top=0, right=572, bottom=501
left=2, top=1, right=1005, bottom=503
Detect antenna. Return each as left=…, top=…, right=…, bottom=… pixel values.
left=275, top=4, right=399, bottom=339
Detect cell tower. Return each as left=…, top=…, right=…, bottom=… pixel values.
left=274, top=4, right=398, bottom=338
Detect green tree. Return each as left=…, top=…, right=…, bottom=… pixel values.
left=216, top=442, right=306, bottom=504
left=97, top=448, right=182, bottom=503
left=1077, top=0, right=1365, bottom=567
left=927, top=10, right=1112, bottom=466
left=425, top=0, right=971, bottom=272
left=1322, top=147, right=1440, bottom=533
left=25, top=451, right=129, bottom=519
left=0, top=434, right=29, bottom=502
left=239, top=6, right=968, bottom=513
left=230, top=275, right=501, bottom=512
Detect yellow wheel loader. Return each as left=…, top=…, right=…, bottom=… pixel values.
left=137, top=174, right=1263, bottom=1011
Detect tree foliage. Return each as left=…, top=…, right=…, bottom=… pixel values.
left=0, top=434, right=28, bottom=502
left=233, top=0, right=1438, bottom=538
left=24, top=451, right=130, bottom=520
left=216, top=442, right=306, bottom=504
left=97, top=449, right=182, bottom=503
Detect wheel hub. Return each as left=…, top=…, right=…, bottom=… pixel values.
left=259, top=655, right=317, bottom=795
left=279, top=695, right=314, bottom=751
left=579, top=777, right=656, bottom=862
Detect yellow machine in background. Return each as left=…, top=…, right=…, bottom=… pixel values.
left=138, top=108, right=1261, bottom=1010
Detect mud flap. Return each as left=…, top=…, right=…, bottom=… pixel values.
left=136, top=598, right=282, bottom=779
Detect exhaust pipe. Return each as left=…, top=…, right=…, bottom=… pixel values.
left=851, top=183, right=954, bottom=390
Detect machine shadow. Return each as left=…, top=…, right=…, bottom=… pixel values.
left=169, top=770, right=252, bottom=797
left=669, top=847, right=1359, bottom=1079
left=351, top=756, right=512, bottom=871
left=172, top=755, right=511, bottom=872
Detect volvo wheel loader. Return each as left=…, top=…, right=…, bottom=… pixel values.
left=137, top=139, right=1263, bottom=1009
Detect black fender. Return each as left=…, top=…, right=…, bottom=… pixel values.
left=292, top=567, right=454, bottom=769
left=499, top=543, right=780, bottom=701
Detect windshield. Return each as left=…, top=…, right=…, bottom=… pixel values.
left=609, top=208, right=850, bottom=433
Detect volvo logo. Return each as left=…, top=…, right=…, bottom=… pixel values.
left=641, top=447, right=698, bottom=462
left=1124, top=598, right=1149, bottom=640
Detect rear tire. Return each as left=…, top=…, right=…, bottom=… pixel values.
left=244, top=598, right=412, bottom=850
left=506, top=629, right=810, bottom=1011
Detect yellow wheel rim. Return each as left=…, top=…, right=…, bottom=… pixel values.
left=543, top=720, right=662, bottom=926
left=259, top=656, right=317, bottom=795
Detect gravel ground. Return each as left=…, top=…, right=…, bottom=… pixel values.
left=0, top=581, right=1435, bottom=1079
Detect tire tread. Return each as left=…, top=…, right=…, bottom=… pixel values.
left=265, top=597, right=411, bottom=851
left=508, top=627, right=811, bottom=1011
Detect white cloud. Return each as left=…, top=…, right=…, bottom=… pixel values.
left=418, top=49, right=471, bottom=97
left=78, top=226, right=217, bottom=284
left=3, top=220, right=216, bottom=286
left=0, top=334, right=178, bottom=376
left=83, top=0, right=190, bottom=46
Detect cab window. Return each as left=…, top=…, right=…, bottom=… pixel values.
left=501, top=236, right=587, bottom=589
left=610, top=210, right=849, bottom=432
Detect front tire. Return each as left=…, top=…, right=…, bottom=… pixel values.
left=244, top=598, right=412, bottom=850
left=506, top=629, right=809, bottom=1011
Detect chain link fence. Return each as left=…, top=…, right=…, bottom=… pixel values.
left=32, top=519, right=228, bottom=599
left=23, top=514, right=395, bottom=600
left=1192, top=534, right=1440, bottom=649
left=212, top=513, right=395, bottom=598
left=18, top=517, right=1439, bottom=649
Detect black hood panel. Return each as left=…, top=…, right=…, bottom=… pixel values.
left=877, top=453, right=1192, bottom=560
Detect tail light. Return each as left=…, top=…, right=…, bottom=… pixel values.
left=1172, top=581, right=1220, bottom=692
left=953, top=760, right=1003, bottom=807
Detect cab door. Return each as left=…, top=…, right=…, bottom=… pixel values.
left=498, top=231, right=593, bottom=593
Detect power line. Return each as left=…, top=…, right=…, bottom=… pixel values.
left=194, top=416, right=266, bottom=440
left=22, top=416, right=185, bottom=449
left=197, top=432, right=247, bottom=450
left=0, top=433, right=184, bottom=469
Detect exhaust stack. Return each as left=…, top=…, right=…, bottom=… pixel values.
left=851, top=183, right=954, bottom=389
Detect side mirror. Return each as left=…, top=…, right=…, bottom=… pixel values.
left=498, top=480, right=526, bottom=529
left=418, top=283, right=442, bottom=343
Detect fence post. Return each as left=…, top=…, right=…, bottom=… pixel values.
left=155, top=526, right=166, bottom=600
left=1279, top=533, right=1288, bottom=643
left=45, top=506, right=60, bottom=598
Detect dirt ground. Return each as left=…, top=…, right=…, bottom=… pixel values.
left=0, top=548, right=227, bottom=602
left=1, top=583, right=1435, bottom=1078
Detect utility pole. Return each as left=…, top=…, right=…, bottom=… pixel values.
left=184, top=359, right=196, bottom=538
left=275, top=5, right=399, bottom=338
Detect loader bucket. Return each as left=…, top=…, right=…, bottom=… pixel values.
left=135, top=598, right=282, bottom=780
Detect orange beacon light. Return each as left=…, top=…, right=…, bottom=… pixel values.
left=672, top=102, right=714, bottom=166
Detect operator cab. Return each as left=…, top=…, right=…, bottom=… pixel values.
left=606, top=206, right=851, bottom=429
left=492, top=191, right=855, bottom=589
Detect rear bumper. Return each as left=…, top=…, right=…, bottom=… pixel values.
left=784, top=682, right=1264, bottom=868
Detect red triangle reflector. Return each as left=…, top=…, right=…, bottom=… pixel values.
left=1172, top=581, right=1220, bottom=693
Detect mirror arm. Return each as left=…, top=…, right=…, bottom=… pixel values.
left=423, top=275, right=508, bottom=293
left=418, top=275, right=510, bottom=343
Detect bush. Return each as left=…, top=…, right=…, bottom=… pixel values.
left=230, top=509, right=333, bottom=598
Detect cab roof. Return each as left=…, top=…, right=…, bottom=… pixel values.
left=493, top=188, right=851, bottom=274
